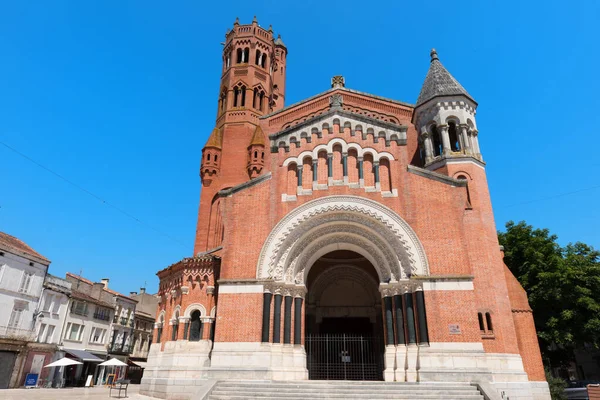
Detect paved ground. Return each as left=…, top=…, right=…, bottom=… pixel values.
left=0, top=384, right=156, bottom=400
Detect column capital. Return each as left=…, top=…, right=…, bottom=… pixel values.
left=327, top=153, right=333, bottom=159
left=297, top=165, right=303, bottom=171
left=471, top=129, right=479, bottom=137
left=201, top=316, right=215, bottom=324
left=420, top=131, right=430, bottom=139
left=206, top=286, right=215, bottom=295
left=342, top=152, right=348, bottom=157
left=178, top=316, right=190, bottom=323
left=373, top=160, right=380, bottom=167
left=312, top=159, right=318, bottom=165
left=437, top=124, right=448, bottom=131
left=357, top=156, right=364, bottom=161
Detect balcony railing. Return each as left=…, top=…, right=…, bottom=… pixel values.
left=108, top=342, right=133, bottom=354
left=70, top=308, right=88, bottom=317
left=93, top=312, right=110, bottom=321
left=0, top=325, right=36, bottom=341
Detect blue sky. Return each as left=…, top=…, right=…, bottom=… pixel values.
left=1, top=1, right=598, bottom=295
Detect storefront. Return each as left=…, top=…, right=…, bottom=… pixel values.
left=63, top=348, right=103, bottom=386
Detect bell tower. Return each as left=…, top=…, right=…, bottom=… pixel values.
left=413, top=49, right=481, bottom=169
left=195, top=17, right=287, bottom=254
left=216, top=16, right=287, bottom=123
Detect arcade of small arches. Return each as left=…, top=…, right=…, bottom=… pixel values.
left=154, top=304, right=216, bottom=344
left=419, top=117, right=481, bottom=164
left=282, top=139, right=397, bottom=200
left=218, top=83, right=268, bottom=113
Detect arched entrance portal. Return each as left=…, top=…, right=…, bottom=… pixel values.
left=305, top=250, right=384, bottom=380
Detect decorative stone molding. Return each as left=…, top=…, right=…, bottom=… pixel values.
left=201, top=316, right=215, bottom=324
left=170, top=289, right=177, bottom=298
left=183, top=303, right=208, bottom=318
left=180, top=286, right=189, bottom=295
left=270, top=110, right=407, bottom=152
left=379, top=281, right=424, bottom=297
left=178, top=316, right=190, bottom=323
left=282, top=137, right=395, bottom=167
left=206, top=286, right=215, bottom=295
left=257, top=195, right=429, bottom=284
left=264, top=281, right=307, bottom=298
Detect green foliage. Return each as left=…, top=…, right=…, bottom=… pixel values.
left=545, top=369, right=567, bottom=400
left=498, top=221, right=600, bottom=368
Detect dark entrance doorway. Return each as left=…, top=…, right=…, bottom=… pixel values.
left=305, top=251, right=384, bottom=381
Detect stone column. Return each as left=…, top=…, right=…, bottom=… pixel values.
left=261, top=290, right=273, bottom=343
left=293, top=296, right=303, bottom=345
left=327, top=153, right=333, bottom=186
left=283, top=295, right=293, bottom=344
left=312, top=159, right=318, bottom=190
left=404, top=291, right=418, bottom=382
left=273, top=292, right=283, bottom=343
left=383, top=296, right=395, bottom=346
left=381, top=289, right=396, bottom=382
left=373, top=160, right=381, bottom=191
left=459, top=124, right=471, bottom=155
left=342, top=152, right=348, bottom=184
left=420, top=131, right=433, bottom=164
left=296, top=165, right=303, bottom=196
left=438, top=125, right=451, bottom=156
left=415, top=289, right=429, bottom=345
left=358, top=156, right=364, bottom=188
left=394, top=293, right=407, bottom=382
left=471, top=130, right=481, bottom=159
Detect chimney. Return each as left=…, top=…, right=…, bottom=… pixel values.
left=130, top=291, right=137, bottom=296
left=101, top=278, right=109, bottom=288
left=140, top=287, right=146, bottom=294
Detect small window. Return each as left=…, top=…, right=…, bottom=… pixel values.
left=189, top=310, right=203, bottom=342
left=478, top=313, right=485, bottom=332
left=448, top=121, right=461, bottom=152
left=214, top=155, right=218, bottom=162
left=261, top=152, right=264, bottom=160
left=236, top=48, right=243, bottom=63
left=456, top=175, right=472, bottom=209
left=254, top=151, right=258, bottom=158
left=431, top=125, right=442, bottom=157
left=29, top=262, right=34, bottom=267
left=207, top=153, right=211, bottom=161
left=485, top=312, right=493, bottom=332
left=19, top=272, right=33, bottom=294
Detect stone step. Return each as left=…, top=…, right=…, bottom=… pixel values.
left=209, top=396, right=483, bottom=400
left=211, top=389, right=481, bottom=397
left=208, top=381, right=484, bottom=400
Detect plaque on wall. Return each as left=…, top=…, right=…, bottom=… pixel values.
left=449, top=324, right=461, bottom=334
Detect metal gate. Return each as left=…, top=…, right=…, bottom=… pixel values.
left=305, top=334, right=384, bottom=381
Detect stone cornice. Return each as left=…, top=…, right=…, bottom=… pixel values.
left=407, top=165, right=467, bottom=187
left=217, top=173, right=272, bottom=198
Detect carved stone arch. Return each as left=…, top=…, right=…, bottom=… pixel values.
left=171, top=305, right=181, bottom=321
left=257, top=196, right=429, bottom=284
left=158, top=310, right=166, bottom=324
left=184, top=303, right=207, bottom=318
left=210, top=307, right=216, bottom=318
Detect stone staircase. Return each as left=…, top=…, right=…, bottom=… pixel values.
left=207, top=380, right=485, bottom=399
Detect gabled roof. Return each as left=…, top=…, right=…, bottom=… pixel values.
left=416, top=49, right=476, bottom=107
left=205, top=127, right=223, bottom=150
left=249, top=126, right=266, bottom=147
left=261, top=87, right=413, bottom=121
left=0, top=231, right=50, bottom=264
left=66, top=272, right=136, bottom=301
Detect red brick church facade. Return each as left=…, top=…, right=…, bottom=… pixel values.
left=141, top=17, right=550, bottom=400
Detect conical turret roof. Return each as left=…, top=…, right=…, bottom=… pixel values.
left=205, top=127, right=223, bottom=149
left=416, top=49, right=475, bottom=107
left=249, top=126, right=266, bottom=147
left=274, top=34, right=286, bottom=48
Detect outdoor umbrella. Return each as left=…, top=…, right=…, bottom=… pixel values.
left=43, top=357, right=82, bottom=388
left=98, top=358, right=128, bottom=384
left=98, top=358, right=128, bottom=366
left=44, top=357, right=82, bottom=368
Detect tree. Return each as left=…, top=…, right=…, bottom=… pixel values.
left=498, top=221, right=600, bottom=369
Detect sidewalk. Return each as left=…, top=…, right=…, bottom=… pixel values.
left=0, top=384, right=156, bottom=400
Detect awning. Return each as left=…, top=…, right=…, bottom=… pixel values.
left=129, top=360, right=147, bottom=368
left=64, top=349, right=103, bottom=363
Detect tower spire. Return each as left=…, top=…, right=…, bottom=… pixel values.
left=416, top=49, right=475, bottom=107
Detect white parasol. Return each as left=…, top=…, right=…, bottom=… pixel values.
left=98, top=358, right=128, bottom=366
left=43, top=357, right=82, bottom=368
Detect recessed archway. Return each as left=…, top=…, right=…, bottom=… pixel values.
left=304, top=250, right=384, bottom=381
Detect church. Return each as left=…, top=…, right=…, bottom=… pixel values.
left=140, top=17, right=551, bottom=400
